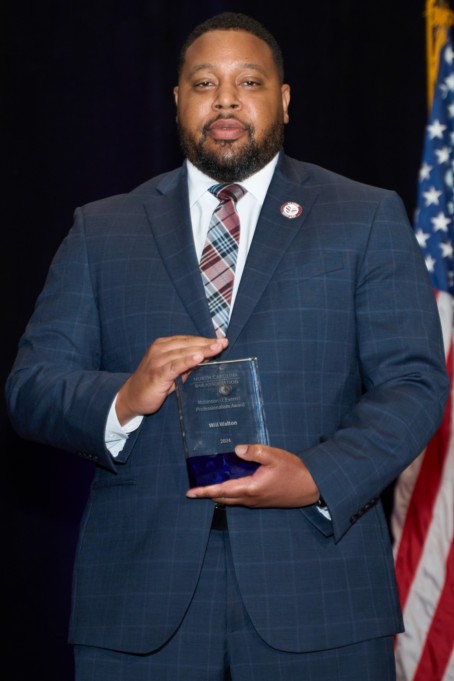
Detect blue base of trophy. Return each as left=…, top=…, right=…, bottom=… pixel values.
left=187, top=452, right=260, bottom=488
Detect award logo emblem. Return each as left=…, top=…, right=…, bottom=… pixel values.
left=280, top=202, right=302, bottom=219
left=175, top=358, right=269, bottom=488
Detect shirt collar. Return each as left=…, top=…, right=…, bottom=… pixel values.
left=186, top=153, right=279, bottom=208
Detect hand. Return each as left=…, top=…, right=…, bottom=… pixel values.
left=186, top=444, right=320, bottom=508
left=116, top=335, right=228, bottom=426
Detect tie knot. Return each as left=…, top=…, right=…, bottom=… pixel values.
left=209, top=183, right=247, bottom=204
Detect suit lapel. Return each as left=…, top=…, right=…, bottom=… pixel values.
left=143, top=164, right=216, bottom=339
left=143, top=155, right=319, bottom=348
left=224, top=155, right=320, bottom=357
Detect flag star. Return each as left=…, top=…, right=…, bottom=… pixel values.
left=435, top=146, right=450, bottom=164
left=449, top=202, right=454, bottom=215
left=425, top=254, right=436, bottom=272
left=431, top=212, right=451, bottom=231
left=440, top=83, right=449, bottom=98
left=440, top=241, right=454, bottom=258
left=427, top=119, right=447, bottom=139
left=449, top=270, right=454, bottom=287
left=446, top=45, right=454, bottom=65
left=423, top=186, right=443, bottom=205
left=415, top=229, right=430, bottom=248
left=450, top=131, right=454, bottom=144
left=449, top=103, right=454, bottom=118
left=445, top=74, right=454, bottom=91
left=419, top=161, right=433, bottom=181
left=445, top=169, right=453, bottom=187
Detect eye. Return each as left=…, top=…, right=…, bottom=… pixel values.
left=196, top=81, right=213, bottom=88
left=243, top=80, right=259, bottom=87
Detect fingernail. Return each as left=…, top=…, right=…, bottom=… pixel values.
left=193, top=353, right=203, bottom=362
left=235, top=445, right=248, bottom=456
left=186, top=491, right=197, bottom=498
left=210, top=343, right=221, bottom=350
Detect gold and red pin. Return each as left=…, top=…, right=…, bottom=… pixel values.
left=280, top=202, right=302, bottom=219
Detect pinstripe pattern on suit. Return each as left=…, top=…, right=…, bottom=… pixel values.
left=5, top=151, right=449, bottom=654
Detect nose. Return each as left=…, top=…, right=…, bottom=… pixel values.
left=213, top=82, right=241, bottom=111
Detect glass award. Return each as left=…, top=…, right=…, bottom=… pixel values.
left=175, top=358, right=269, bottom=488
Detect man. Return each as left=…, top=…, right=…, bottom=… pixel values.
left=5, top=11, right=449, bottom=681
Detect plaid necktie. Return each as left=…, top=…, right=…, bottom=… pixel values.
left=200, top=183, right=247, bottom=338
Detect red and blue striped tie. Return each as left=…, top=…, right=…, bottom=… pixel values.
left=200, top=184, right=247, bottom=338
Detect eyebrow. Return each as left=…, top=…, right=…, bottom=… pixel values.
left=189, top=62, right=268, bottom=77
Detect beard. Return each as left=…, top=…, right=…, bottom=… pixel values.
left=177, top=114, right=284, bottom=183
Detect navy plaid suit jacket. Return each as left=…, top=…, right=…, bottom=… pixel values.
left=6, top=151, right=449, bottom=654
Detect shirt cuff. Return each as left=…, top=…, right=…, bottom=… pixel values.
left=105, top=393, right=144, bottom=457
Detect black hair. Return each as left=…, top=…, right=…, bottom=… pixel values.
left=178, top=12, right=284, bottom=83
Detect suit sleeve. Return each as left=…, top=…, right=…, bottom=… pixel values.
left=5, top=207, right=132, bottom=473
left=299, top=191, right=450, bottom=542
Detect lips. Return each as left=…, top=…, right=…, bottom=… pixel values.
left=207, top=119, right=246, bottom=141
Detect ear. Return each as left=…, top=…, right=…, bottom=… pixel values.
left=173, top=86, right=179, bottom=108
left=281, top=84, right=290, bottom=124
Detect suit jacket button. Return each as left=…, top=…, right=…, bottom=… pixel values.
left=357, top=509, right=364, bottom=517
left=371, top=498, right=378, bottom=505
left=364, top=503, right=370, bottom=511
left=350, top=515, right=357, bottom=524
left=93, top=456, right=99, bottom=462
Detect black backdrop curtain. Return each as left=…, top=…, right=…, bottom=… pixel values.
left=1, top=1, right=426, bottom=678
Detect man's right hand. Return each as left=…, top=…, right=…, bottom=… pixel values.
left=115, top=335, right=228, bottom=427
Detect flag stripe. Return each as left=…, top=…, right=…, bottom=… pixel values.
left=394, top=292, right=452, bottom=606
left=413, top=535, right=454, bottom=681
left=394, top=341, right=453, bottom=611
left=394, top=29, right=454, bottom=681
left=392, top=291, right=451, bottom=558
left=392, top=449, right=426, bottom=556
left=442, top=645, right=454, bottom=681
left=395, top=387, right=454, bottom=679
left=437, top=291, right=454, bottom=359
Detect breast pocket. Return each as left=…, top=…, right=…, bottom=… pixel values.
left=273, top=252, right=344, bottom=289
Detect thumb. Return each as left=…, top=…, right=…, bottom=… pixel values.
left=235, top=444, right=274, bottom=465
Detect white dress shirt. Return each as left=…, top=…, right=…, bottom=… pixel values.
left=105, top=154, right=279, bottom=456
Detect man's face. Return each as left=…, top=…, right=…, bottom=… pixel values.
left=174, top=30, right=290, bottom=182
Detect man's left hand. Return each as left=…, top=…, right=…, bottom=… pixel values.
left=186, top=445, right=320, bottom=508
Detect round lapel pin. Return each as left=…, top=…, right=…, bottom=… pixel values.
left=280, top=202, right=302, bottom=219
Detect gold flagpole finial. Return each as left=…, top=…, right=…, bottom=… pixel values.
left=426, top=0, right=454, bottom=110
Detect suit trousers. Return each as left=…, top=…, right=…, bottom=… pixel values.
left=74, top=529, right=396, bottom=681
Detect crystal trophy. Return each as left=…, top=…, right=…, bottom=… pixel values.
left=175, top=358, right=269, bottom=488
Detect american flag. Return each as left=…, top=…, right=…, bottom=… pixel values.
left=392, top=32, right=454, bottom=681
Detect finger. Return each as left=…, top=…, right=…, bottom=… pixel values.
left=210, top=497, right=248, bottom=506
left=154, top=335, right=228, bottom=351
left=194, top=491, right=251, bottom=506
left=154, top=335, right=214, bottom=345
left=157, top=340, right=226, bottom=369
left=235, top=444, right=276, bottom=465
left=153, top=344, right=224, bottom=383
left=160, top=353, right=209, bottom=382
left=186, top=478, right=251, bottom=499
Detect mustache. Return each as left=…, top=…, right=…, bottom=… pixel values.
left=201, top=114, right=254, bottom=137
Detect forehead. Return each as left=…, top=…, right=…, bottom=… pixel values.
left=183, top=29, right=277, bottom=76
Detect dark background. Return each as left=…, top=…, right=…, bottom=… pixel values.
left=1, top=0, right=428, bottom=678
